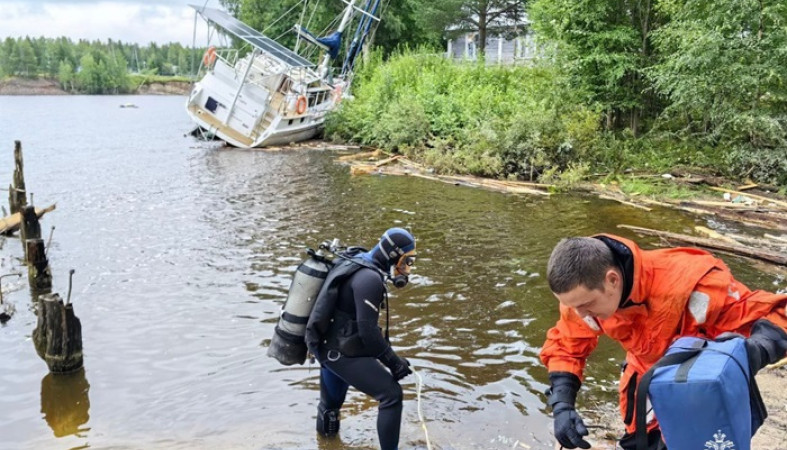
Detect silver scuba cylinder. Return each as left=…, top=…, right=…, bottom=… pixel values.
left=267, top=239, right=337, bottom=366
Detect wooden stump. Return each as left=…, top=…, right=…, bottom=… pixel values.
left=21, top=205, right=42, bottom=242
left=8, top=140, right=27, bottom=216
left=33, top=293, right=83, bottom=373
left=26, top=238, right=52, bottom=292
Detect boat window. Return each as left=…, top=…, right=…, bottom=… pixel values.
left=300, top=118, right=305, bottom=123
left=288, top=119, right=294, bottom=125
left=205, top=97, right=219, bottom=113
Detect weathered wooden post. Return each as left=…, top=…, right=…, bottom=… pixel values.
left=22, top=205, right=52, bottom=292
left=8, top=140, right=27, bottom=216
left=33, top=270, right=83, bottom=373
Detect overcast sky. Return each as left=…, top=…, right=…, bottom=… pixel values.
left=0, top=1, right=214, bottom=46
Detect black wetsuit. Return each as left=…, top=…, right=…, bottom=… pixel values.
left=317, top=267, right=404, bottom=450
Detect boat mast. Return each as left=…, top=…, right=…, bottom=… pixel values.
left=318, top=0, right=356, bottom=79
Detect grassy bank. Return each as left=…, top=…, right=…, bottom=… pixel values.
left=326, top=51, right=786, bottom=193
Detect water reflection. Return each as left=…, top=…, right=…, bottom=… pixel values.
left=40, top=368, right=91, bottom=438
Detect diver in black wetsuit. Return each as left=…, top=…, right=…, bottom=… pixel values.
left=314, top=228, right=416, bottom=450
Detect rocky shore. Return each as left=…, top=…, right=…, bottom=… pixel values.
left=0, top=77, right=191, bottom=95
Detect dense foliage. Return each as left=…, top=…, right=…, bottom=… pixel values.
left=327, top=51, right=600, bottom=182
left=0, top=37, right=198, bottom=94
left=328, top=0, right=787, bottom=187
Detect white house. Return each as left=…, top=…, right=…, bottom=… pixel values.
left=445, top=14, right=537, bottom=64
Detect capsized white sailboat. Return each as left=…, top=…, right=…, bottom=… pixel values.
left=186, top=1, right=381, bottom=148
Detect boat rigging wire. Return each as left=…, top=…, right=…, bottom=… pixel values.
left=263, top=0, right=308, bottom=34
left=293, top=0, right=309, bottom=52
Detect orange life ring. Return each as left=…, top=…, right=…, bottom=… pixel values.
left=202, top=47, right=217, bottom=66
left=295, top=95, right=308, bottom=115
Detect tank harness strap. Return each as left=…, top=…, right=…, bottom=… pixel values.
left=384, top=290, right=390, bottom=343
left=281, top=311, right=309, bottom=324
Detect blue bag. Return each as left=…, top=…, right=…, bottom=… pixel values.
left=634, top=336, right=767, bottom=450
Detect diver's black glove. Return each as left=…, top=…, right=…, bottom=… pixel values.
left=546, top=372, right=590, bottom=449
left=745, top=319, right=787, bottom=374
left=379, top=346, right=412, bottom=381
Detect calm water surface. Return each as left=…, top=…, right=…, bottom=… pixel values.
left=0, top=95, right=784, bottom=449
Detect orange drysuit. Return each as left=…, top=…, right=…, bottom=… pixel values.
left=540, top=234, right=787, bottom=435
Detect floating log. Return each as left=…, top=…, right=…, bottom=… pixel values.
left=618, top=224, right=787, bottom=266
left=374, top=155, right=402, bottom=167
left=693, top=226, right=741, bottom=245
left=33, top=291, right=83, bottom=373
left=337, top=149, right=383, bottom=162
left=0, top=203, right=56, bottom=235
left=599, top=194, right=653, bottom=211
left=8, top=140, right=27, bottom=215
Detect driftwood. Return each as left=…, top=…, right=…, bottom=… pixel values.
left=693, top=226, right=741, bottom=245
left=33, top=292, right=84, bottom=373
left=337, top=149, right=383, bottom=162
left=599, top=194, right=653, bottom=211
left=0, top=203, right=56, bottom=235
left=618, top=224, right=787, bottom=266
left=339, top=150, right=553, bottom=196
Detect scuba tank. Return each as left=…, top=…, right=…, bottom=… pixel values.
left=267, top=239, right=339, bottom=366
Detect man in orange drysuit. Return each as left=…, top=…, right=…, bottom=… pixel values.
left=540, top=234, right=787, bottom=449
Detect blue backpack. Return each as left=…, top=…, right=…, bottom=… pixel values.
left=635, top=336, right=767, bottom=450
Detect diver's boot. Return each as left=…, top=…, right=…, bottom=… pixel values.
left=316, top=404, right=340, bottom=437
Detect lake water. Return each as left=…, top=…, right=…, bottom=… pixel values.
left=0, top=95, right=784, bottom=449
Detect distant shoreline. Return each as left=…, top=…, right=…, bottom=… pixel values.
left=0, top=77, right=191, bottom=96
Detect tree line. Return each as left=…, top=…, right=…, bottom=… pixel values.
left=0, top=36, right=198, bottom=94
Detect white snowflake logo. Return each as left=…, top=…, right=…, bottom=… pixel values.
left=704, top=430, right=735, bottom=450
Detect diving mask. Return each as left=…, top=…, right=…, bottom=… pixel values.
left=390, top=251, right=416, bottom=288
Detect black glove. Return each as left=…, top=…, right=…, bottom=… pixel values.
left=546, top=372, right=590, bottom=449
left=379, top=346, right=412, bottom=381
left=745, top=319, right=787, bottom=374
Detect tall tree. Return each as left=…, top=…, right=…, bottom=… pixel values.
left=649, top=0, right=787, bottom=147
left=529, top=0, right=662, bottom=135
left=16, top=38, right=38, bottom=78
